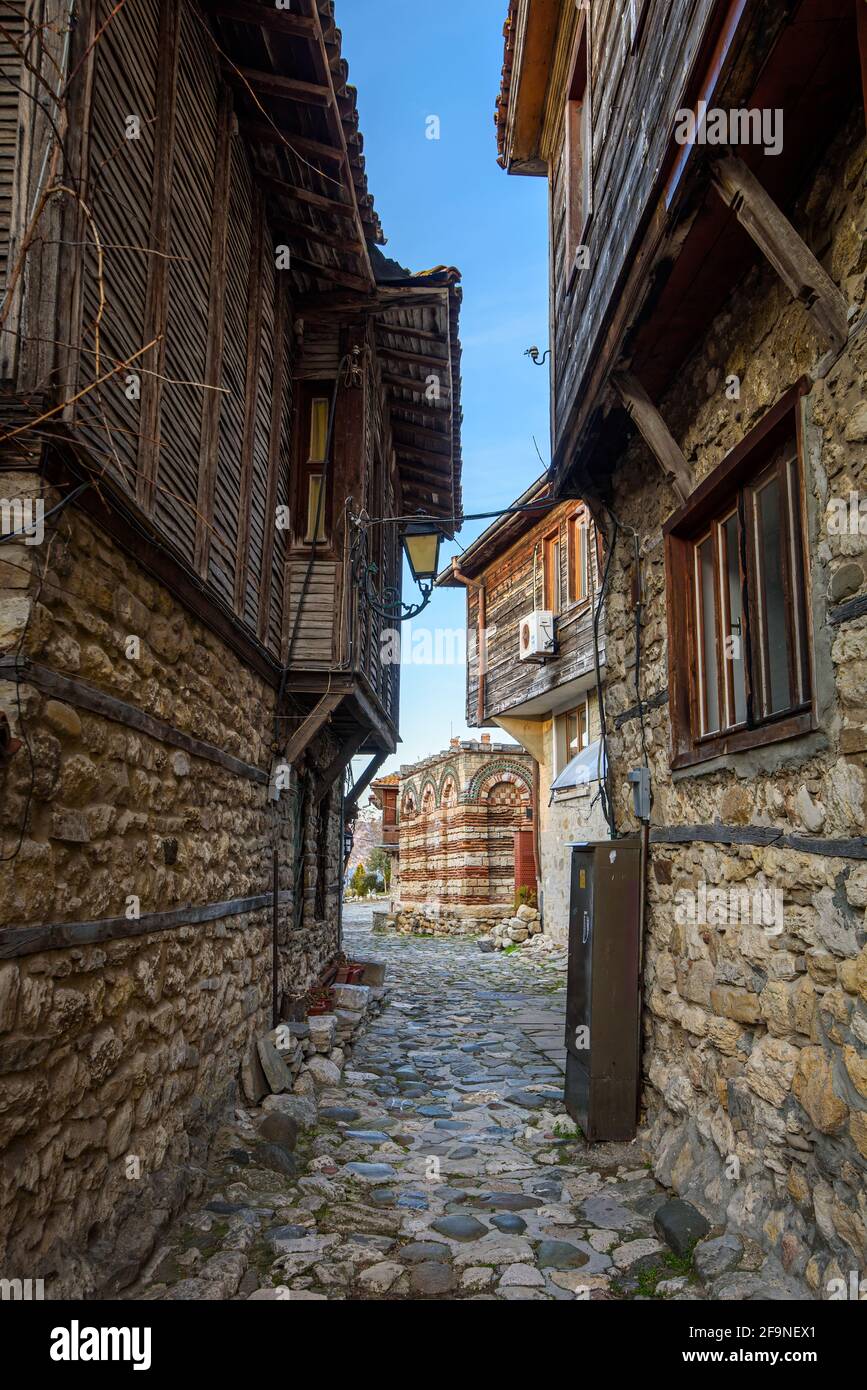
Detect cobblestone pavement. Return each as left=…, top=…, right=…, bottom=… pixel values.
left=130, top=906, right=698, bottom=1302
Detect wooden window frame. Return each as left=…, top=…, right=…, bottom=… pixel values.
left=565, top=10, right=592, bottom=276
left=568, top=508, right=591, bottom=605
left=295, top=382, right=332, bottom=548
left=543, top=530, right=561, bottom=615
left=553, top=699, right=590, bottom=779
left=664, top=381, right=814, bottom=770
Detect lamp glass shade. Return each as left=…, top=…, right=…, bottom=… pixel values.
left=402, top=526, right=441, bottom=582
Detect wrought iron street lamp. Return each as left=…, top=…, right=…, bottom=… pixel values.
left=358, top=514, right=444, bottom=623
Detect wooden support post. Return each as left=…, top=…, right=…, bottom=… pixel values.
left=234, top=187, right=266, bottom=615
left=258, top=277, right=288, bottom=644
left=612, top=371, right=693, bottom=504
left=712, top=153, right=849, bottom=352
left=136, top=0, right=182, bottom=512
left=195, top=84, right=234, bottom=576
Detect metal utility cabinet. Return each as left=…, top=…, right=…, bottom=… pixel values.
left=564, top=837, right=643, bottom=1141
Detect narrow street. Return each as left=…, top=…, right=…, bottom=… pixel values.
left=129, top=906, right=687, bottom=1302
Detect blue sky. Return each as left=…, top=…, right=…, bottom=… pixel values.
left=339, top=0, right=551, bottom=783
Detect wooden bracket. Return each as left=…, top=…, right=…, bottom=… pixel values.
left=345, top=751, right=388, bottom=819
left=612, top=371, right=693, bottom=504
left=281, top=691, right=342, bottom=766
left=712, top=153, right=849, bottom=352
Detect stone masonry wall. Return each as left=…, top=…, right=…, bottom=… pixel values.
left=600, top=116, right=867, bottom=1292
left=0, top=484, right=339, bottom=1295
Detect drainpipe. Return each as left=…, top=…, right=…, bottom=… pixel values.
left=450, top=557, right=486, bottom=727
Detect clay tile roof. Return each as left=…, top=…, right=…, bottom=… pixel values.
left=372, top=773, right=400, bottom=786
left=494, top=1, right=519, bottom=167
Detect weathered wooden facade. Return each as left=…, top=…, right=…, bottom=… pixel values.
left=439, top=475, right=609, bottom=942
left=0, top=0, right=461, bottom=1295
left=497, top=0, right=866, bottom=1289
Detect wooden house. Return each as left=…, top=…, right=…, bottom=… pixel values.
left=0, top=0, right=461, bottom=1295
left=438, top=474, right=610, bottom=943
left=495, top=0, right=866, bottom=1281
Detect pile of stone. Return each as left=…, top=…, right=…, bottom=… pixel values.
left=239, top=959, right=387, bottom=1106
left=489, top=904, right=543, bottom=948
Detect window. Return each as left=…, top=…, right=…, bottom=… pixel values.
left=555, top=701, right=589, bottom=777
left=543, top=532, right=561, bottom=614
left=565, top=13, right=592, bottom=269
left=569, top=510, right=590, bottom=603
left=665, top=384, right=812, bottom=768
left=301, top=391, right=330, bottom=544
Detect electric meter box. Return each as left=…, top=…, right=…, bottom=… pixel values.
left=564, top=836, right=643, bottom=1142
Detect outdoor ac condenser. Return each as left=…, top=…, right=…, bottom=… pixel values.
left=564, top=836, right=644, bottom=1141
left=518, top=610, right=556, bottom=661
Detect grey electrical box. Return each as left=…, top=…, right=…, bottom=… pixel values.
left=627, top=766, right=651, bottom=821
left=564, top=837, right=643, bottom=1142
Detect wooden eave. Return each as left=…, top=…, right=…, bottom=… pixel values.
left=551, top=0, right=860, bottom=499
left=436, top=475, right=552, bottom=586
left=496, top=0, right=560, bottom=174
left=208, top=0, right=383, bottom=299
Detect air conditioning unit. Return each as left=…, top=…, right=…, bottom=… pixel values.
left=519, top=610, right=556, bottom=662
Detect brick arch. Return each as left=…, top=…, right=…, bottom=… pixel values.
left=400, top=786, right=418, bottom=821
left=419, top=779, right=438, bottom=815
left=437, top=764, right=461, bottom=805
left=467, top=761, right=533, bottom=806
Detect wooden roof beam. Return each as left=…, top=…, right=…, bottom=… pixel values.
left=712, top=154, right=850, bottom=353
left=238, top=120, right=344, bottom=166
left=376, top=323, right=446, bottom=345
left=612, top=371, right=693, bottom=504
left=383, top=371, right=450, bottom=400
left=222, top=63, right=331, bottom=106
left=391, top=421, right=452, bottom=450
left=212, top=2, right=317, bottom=37
left=253, top=170, right=355, bottom=219
left=303, top=0, right=376, bottom=287
left=377, top=345, right=450, bottom=370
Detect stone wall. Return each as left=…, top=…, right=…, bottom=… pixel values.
left=535, top=698, right=608, bottom=946
left=599, top=117, right=867, bottom=1290
left=0, top=484, right=341, bottom=1295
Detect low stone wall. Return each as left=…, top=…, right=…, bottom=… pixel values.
left=383, top=903, right=517, bottom=937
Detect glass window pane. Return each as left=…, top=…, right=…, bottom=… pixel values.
left=306, top=475, right=326, bottom=543
left=754, top=477, right=792, bottom=716
left=697, top=536, right=720, bottom=734
left=309, top=398, right=329, bottom=462
left=722, top=515, right=747, bottom=725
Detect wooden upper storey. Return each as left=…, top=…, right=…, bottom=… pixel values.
left=0, top=0, right=462, bottom=733
left=439, top=478, right=602, bottom=726
left=497, top=0, right=862, bottom=494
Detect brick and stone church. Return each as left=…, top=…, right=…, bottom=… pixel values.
left=389, top=737, right=537, bottom=934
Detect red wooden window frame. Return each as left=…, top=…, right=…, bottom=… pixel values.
left=664, top=381, right=814, bottom=769
left=543, top=530, right=561, bottom=615
left=568, top=508, right=590, bottom=604
left=295, top=381, right=332, bottom=547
